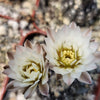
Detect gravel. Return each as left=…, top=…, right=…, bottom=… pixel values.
left=0, top=0, right=100, bottom=100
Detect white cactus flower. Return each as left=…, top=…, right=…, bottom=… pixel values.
left=45, top=22, right=99, bottom=85
left=3, top=40, right=49, bottom=99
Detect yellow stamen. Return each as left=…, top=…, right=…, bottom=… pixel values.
left=61, top=50, right=75, bottom=65
left=25, top=64, right=39, bottom=73
left=33, top=67, right=38, bottom=72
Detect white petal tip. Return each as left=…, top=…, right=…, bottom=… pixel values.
left=24, top=40, right=32, bottom=48
left=39, top=83, right=49, bottom=96
left=7, top=52, right=14, bottom=60
left=63, top=74, right=75, bottom=86
left=69, top=22, right=77, bottom=28
left=79, top=72, right=92, bottom=84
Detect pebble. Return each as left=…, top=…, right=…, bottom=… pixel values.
left=63, top=17, right=70, bottom=25
left=8, top=29, right=13, bottom=38
left=22, top=1, right=33, bottom=15
left=22, top=30, right=29, bottom=36
left=14, top=4, right=21, bottom=12
left=20, top=20, right=28, bottom=29
left=12, top=12, right=19, bottom=19
left=9, top=92, right=16, bottom=100
left=0, top=26, right=6, bottom=35
left=54, top=91, right=60, bottom=97
left=29, top=23, right=34, bottom=30
left=22, top=1, right=32, bottom=9
left=86, top=94, right=95, bottom=100
left=8, top=20, right=19, bottom=30
left=16, top=93, right=25, bottom=100
left=97, top=0, right=100, bottom=8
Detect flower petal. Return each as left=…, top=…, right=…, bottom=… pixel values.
left=35, top=43, right=42, bottom=53
left=63, top=74, right=75, bottom=86
left=24, top=40, right=32, bottom=48
left=7, top=81, right=15, bottom=89
left=24, top=84, right=37, bottom=99
left=7, top=52, right=14, bottom=60
left=39, top=83, right=49, bottom=96
left=8, top=87, right=20, bottom=92
left=70, top=71, right=81, bottom=78
left=8, top=73, right=21, bottom=81
left=78, top=72, right=92, bottom=84
left=85, top=63, right=97, bottom=71
left=83, top=29, right=92, bottom=40
left=46, top=27, right=55, bottom=41
left=94, top=51, right=100, bottom=63
left=90, top=42, right=99, bottom=53
left=51, top=67, right=70, bottom=75
left=69, top=22, right=76, bottom=29
left=16, top=45, right=25, bottom=53
left=42, top=63, right=48, bottom=84
left=13, top=81, right=32, bottom=88
left=3, top=67, right=14, bottom=75
left=7, top=82, right=21, bottom=92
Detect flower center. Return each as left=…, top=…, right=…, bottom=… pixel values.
left=20, top=61, right=41, bottom=80
left=23, top=62, right=40, bottom=73
left=61, top=50, right=75, bottom=65
left=57, top=47, right=81, bottom=68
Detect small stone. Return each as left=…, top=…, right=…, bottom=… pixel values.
left=54, top=91, right=60, bottom=97
left=63, top=17, right=70, bottom=25
left=16, top=93, right=25, bottom=100
left=22, top=1, right=32, bottom=9
left=0, top=6, right=7, bottom=15
left=9, top=92, right=16, bottom=100
left=14, top=4, right=21, bottom=12
left=45, top=13, right=51, bottom=22
left=86, top=94, right=95, bottom=100
left=59, top=87, right=64, bottom=92
left=8, top=29, right=13, bottom=38
left=0, top=26, right=6, bottom=35
left=55, top=2, right=62, bottom=10
left=29, top=24, right=34, bottom=30
left=20, top=20, right=28, bottom=29
left=8, top=20, right=19, bottom=30
left=22, top=30, right=29, bottom=36
left=12, top=12, right=19, bottom=19
left=14, top=32, right=20, bottom=39
left=1, top=47, right=6, bottom=51
left=22, top=1, right=33, bottom=15
left=97, top=0, right=100, bottom=8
